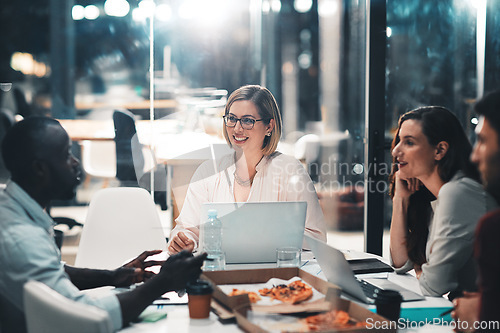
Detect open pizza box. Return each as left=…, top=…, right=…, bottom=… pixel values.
left=202, top=267, right=394, bottom=332
left=232, top=297, right=394, bottom=333
left=202, top=267, right=339, bottom=315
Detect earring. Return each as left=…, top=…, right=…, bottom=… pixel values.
left=266, top=132, right=271, bottom=136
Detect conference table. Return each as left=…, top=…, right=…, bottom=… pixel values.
left=58, top=118, right=183, bottom=142
left=117, top=251, right=454, bottom=333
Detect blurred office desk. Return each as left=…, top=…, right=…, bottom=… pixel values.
left=38, top=97, right=177, bottom=117
left=59, top=119, right=115, bottom=141
left=58, top=119, right=228, bottom=158
left=154, top=132, right=229, bottom=165
left=58, top=119, right=181, bottom=142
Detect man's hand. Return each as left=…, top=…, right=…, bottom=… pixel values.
left=116, top=251, right=207, bottom=326
left=157, top=250, right=207, bottom=293
left=168, top=232, right=195, bottom=254
left=451, top=292, right=480, bottom=333
left=112, top=250, right=165, bottom=287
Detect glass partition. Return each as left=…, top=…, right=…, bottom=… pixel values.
left=383, top=0, right=491, bottom=258
left=1, top=0, right=370, bottom=252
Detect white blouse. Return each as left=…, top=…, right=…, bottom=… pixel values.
left=169, top=151, right=327, bottom=251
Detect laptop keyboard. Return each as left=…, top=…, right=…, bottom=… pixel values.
left=357, top=279, right=382, bottom=300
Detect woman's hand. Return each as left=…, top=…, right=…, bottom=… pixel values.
left=168, top=232, right=195, bottom=254
left=390, top=171, right=420, bottom=268
left=393, top=171, right=420, bottom=200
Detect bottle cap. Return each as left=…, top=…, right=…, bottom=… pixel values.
left=207, top=209, right=218, bottom=218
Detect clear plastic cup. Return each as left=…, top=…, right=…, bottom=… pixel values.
left=276, top=247, right=301, bottom=267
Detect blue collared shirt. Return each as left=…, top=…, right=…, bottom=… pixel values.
left=0, top=181, right=122, bottom=331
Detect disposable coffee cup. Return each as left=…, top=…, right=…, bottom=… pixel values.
left=374, top=289, right=402, bottom=322
left=186, top=280, right=213, bottom=319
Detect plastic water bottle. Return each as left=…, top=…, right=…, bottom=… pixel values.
left=201, top=209, right=225, bottom=270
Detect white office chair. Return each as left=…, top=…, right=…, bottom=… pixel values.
left=80, top=140, right=117, bottom=188
left=23, top=280, right=114, bottom=333
left=75, top=187, right=167, bottom=269
left=294, top=134, right=320, bottom=165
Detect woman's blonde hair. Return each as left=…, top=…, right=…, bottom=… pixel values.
left=222, top=85, right=282, bottom=156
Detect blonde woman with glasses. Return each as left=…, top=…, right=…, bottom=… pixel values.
left=168, top=85, right=326, bottom=254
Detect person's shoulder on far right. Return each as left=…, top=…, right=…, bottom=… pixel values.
left=453, top=89, right=500, bottom=331
left=474, top=208, right=500, bottom=325
left=476, top=208, right=500, bottom=236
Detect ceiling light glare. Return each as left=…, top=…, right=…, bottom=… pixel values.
left=156, top=4, right=172, bottom=22
left=470, top=0, right=486, bottom=10
left=197, top=0, right=228, bottom=26
left=138, top=0, right=156, bottom=18
left=298, top=52, right=312, bottom=69
left=72, top=5, right=85, bottom=20
left=294, top=0, right=312, bottom=13
left=262, top=0, right=271, bottom=13
left=104, top=0, right=130, bottom=17
left=84, top=5, right=100, bottom=20
left=178, top=0, right=198, bottom=19
left=132, top=7, right=146, bottom=21
left=318, top=0, right=338, bottom=17
left=271, top=0, right=281, bottom=12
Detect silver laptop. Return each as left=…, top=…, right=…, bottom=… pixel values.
left=201, top=202, right=307, bottom=263
left=305, top=235, right=424, bottom=303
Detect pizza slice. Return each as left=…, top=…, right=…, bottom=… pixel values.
left=259, top=280, right=313, bottom=304
left=304, top=309, right=367, bottom=330
left=228, top=288, right=262, bottom=303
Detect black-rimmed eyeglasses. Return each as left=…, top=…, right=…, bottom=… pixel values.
left=223, top=114, right=266, bottom=130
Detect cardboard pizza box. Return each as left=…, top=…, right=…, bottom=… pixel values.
left=202, top=267, right=394, bottom=332
left=202, top=267, right=340, bottom=314
left=233, top=297, right=395, bottom=332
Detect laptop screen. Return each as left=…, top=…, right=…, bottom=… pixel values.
left=201, top=201, right=307, bottom=263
